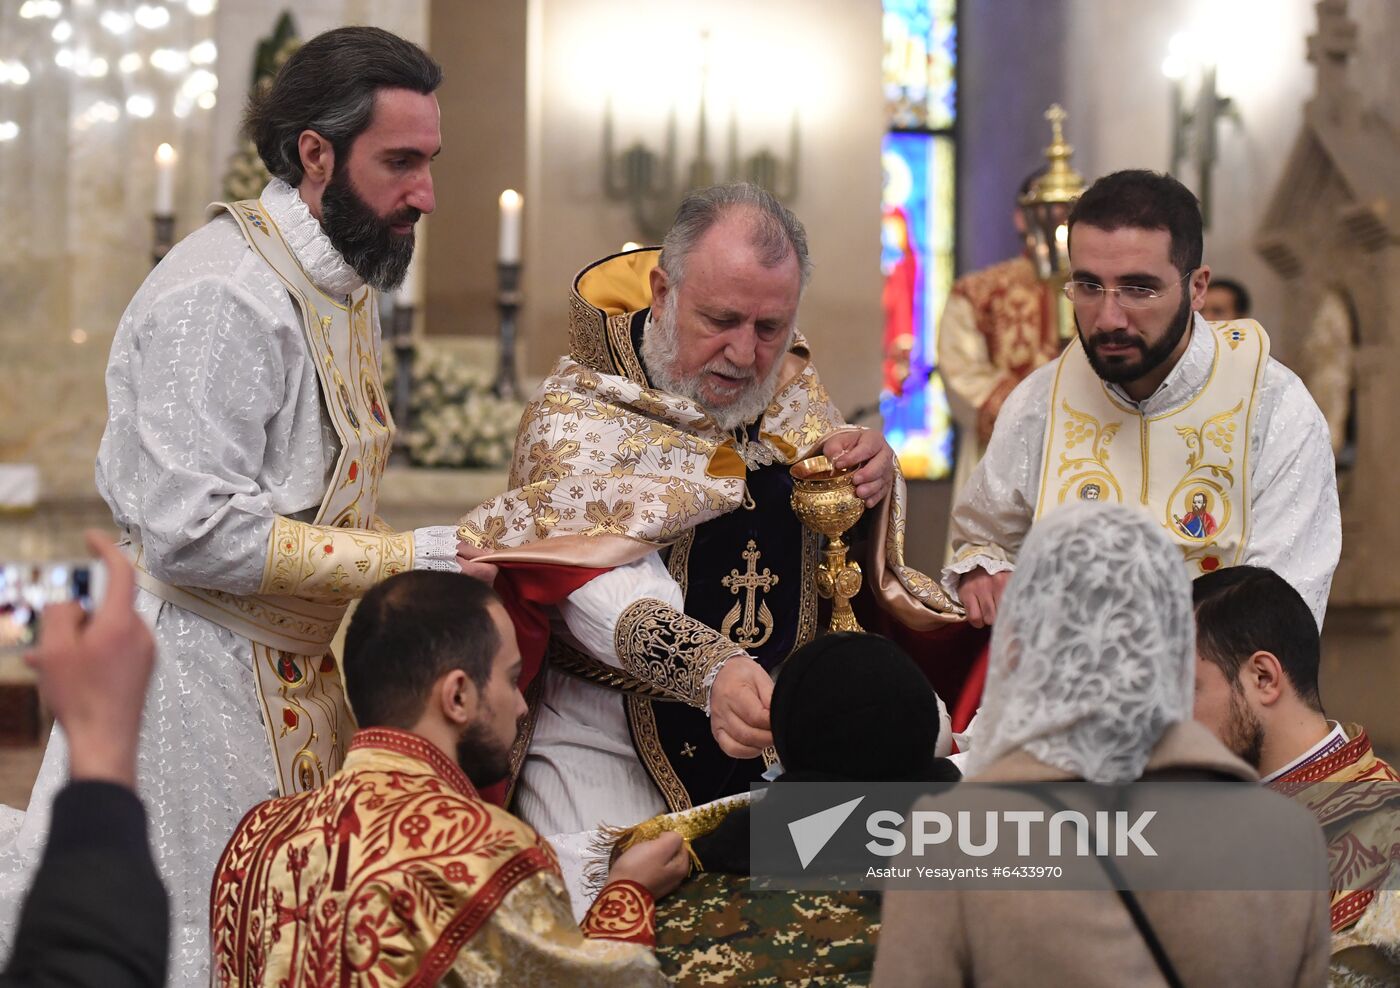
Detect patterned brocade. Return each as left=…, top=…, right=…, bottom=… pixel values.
left=212, top=729, right=664, bottom=987
left=615, top=598, right=743, bottom=708
left=260, top=515, right=414, bottom=604
left=1269, top=725, right=1400, bottom=936
left=581, top=880, right=657, bottom=945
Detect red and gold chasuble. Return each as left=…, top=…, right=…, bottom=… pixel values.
left=949, top=256, right=1061, bottom=442
left=212, top=729, right=660, bottom=988
left=1269, top=724, right=1400, bottom=944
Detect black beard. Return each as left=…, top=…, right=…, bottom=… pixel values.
left=319, top=169, right=418, bottom=292
left=1225, top=688, right=1265, bottom=770
left=1078, top=288, right=1193, bottom=387
left=455, top=717, right=514, bottom=789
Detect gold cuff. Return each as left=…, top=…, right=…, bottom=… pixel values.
left=259, top=516, right=415, bottom=604
left=613, top=598, right=740, bottom=708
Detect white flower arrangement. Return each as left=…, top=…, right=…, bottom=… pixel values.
left=384, top=344, right=523, bottom=470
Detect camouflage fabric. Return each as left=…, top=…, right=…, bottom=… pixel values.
left=655, top=871, right=880, bottom=986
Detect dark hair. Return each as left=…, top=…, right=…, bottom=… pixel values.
left=243, top=26, right=443, bottom=186
left=1208, top=277, right=1252, bottom=317
left=1068, top=169, right=1203, bottom=275
left=343, top=571, right=500, bottom=729
left=1192, top=566, right=1322, bottom=712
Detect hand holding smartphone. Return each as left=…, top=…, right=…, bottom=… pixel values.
left=0, top=559, right=107, bottom=652
left=23, top=532, right=153, bottom=788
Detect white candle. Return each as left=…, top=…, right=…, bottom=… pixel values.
left=398, top=247, right=423, bottom=307
left=154, top=142, right=177, bottom=216
left=498, top=189, right=522, bottom=264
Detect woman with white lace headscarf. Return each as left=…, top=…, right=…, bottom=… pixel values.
left=966, top=501, right=1195, bottom=784
left=873, top=503, right=1333, bottom=988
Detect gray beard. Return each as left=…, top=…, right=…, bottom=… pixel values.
left=639, top=296, right=789, bottom=431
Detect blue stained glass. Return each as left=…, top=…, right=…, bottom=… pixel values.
left=881, top=0, right=956, bottom=480
left=880, top=131, right=954, bottom=479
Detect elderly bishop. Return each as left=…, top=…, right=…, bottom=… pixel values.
left=456, top=184, right=964, bottom=836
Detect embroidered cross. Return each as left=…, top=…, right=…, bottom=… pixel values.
left=680, top=742, right=696, bottom=758
left=721, top=539, right=778, bottom=648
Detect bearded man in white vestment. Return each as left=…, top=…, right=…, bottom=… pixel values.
left=0, top=28, right=469, bottom=985
left=946, top=170, right=1340, bottom=632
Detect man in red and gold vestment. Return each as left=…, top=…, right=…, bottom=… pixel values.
left=1194, top=566, right=1400, bottom=985
left=211, top=571, right=688, bottom=986
left=936, top=172, right=1066, bottom=515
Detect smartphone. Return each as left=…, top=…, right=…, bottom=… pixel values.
left=0, top=561, right=107, bottom=652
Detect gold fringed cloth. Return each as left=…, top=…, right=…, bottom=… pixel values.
left=211, top=728, right=666, bottom=987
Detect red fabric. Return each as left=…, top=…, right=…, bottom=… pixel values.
left=951, top=640, right=990, bottom=733
left=479, top=560, right=610, bottom=806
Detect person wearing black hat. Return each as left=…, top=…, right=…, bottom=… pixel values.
left=653, top=632, right=959, bottom=985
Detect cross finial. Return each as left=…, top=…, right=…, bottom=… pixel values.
left=1307, top=0, right=1358, bottom=96
left=1045, top=103, right=1068, bottom=143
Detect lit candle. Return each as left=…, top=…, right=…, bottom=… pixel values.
left=498, top=189, right=522, bottom=264
left=154, top=142, right=177, bottom=215
left=398, top=248, right=423, bottom=307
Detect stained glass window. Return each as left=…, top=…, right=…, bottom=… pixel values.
left=880, top=0, right=956, bottom=480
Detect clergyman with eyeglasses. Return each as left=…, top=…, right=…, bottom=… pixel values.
left=942, top=169, right=1339, bottom=639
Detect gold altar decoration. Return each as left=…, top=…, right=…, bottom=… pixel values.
left=790, top=455, right=866, bottom=633
left=1019, top=103, right=1085, bottom=344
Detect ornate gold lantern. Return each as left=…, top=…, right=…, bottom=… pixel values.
left=1018, top=104, right=1085, bottom=343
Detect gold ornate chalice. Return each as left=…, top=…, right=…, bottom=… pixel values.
left=790, top=455, right=866, bottom=633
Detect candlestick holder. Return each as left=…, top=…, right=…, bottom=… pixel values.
left=152, top=213, right=175, bottom=268
left=493, top=261, right=523, bottom=400
left=388, top=300, right=416, bottom=466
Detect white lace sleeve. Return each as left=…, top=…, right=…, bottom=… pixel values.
left=412, top=525, right=461, bottom=573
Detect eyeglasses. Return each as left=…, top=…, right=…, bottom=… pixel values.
left=1063, top=271, right=1193, bottom=310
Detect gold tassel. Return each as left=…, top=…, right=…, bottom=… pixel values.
left=583, top=793, right=748, bottom=892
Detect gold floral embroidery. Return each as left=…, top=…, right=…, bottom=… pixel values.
left=260, top=516, right=413, bottom=604
left=526, top=439, right=582, bottom=483
left=540, top=391, right=591, bottom=417
left=569, top=294, right=612, bottom=373
left=1055, top=400, right=1125, bottom=503
left=457, top=514, right=508, bottom=550
left=550, top=640, right=679, bottom=700
left=583, top=499, right=634, bottom=536
left=614, top=599, right=742, bottom=708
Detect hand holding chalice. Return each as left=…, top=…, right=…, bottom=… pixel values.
left=790, top=455, right=866, bottom=633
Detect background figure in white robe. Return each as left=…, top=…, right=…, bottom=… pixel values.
left=945, top=169, right=1339, bottom=632
left=0, top=28, right=462, bottom=986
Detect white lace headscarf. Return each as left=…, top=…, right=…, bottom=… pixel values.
left=966, top=502, right=1196, bottom=784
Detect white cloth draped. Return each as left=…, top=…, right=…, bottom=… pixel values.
left=514, top=553, right=681, bottom=837
left=966, top=502, right=1197, bottom=783
left=943, top=314, right=1341, bottom=628
left=0, top=180, right=454, bottom=987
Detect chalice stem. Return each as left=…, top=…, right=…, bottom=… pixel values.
left=822, top=537, right=864, bottom=633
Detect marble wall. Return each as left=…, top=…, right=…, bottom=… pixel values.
left=519, top=0, right=886, bottom=421
left=1059, top=0, right=1400, bottom=365
left=0, top=0, right=428, bottom=562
